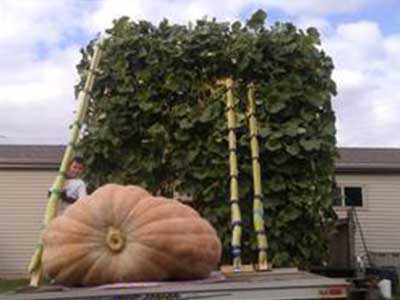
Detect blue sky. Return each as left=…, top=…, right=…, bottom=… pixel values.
left=0, top=0, right=399, bottom=147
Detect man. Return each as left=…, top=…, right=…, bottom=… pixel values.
left=49, top=156, right=87, bottom=214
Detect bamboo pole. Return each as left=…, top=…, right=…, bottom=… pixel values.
left=247, top=83, right=269, bottom=271
left=28, top=38, right=104, bottom=286
left=222, top=78, right=242, bottom=272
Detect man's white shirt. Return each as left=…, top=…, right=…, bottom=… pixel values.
left=50, top=178, right=87, bottom=215
left=63, top=178, right=87, bottom=200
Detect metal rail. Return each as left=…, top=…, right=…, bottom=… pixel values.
left=1, top=269, right=349, bottom=300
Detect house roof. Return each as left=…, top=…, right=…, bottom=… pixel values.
left=1, top=145, right=400, bottom=173
left=0, top=145, right=64, bottom=169
left=336, top=147, right=400, bottom=174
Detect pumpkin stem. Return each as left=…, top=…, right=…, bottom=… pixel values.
left=106, top=227, right=126, bottom=253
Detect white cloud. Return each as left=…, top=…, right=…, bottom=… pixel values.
left=332, top=69, right=368, bottom=91
left=296, top=16, right=332, bottom=33
left=325, top=21, right=385, bottom=70
left=323, top=21, right=400, bottom=146
left=0, top=45, right=81, bottom=144
left=0, top=0, right=399, bottom=148
left=383, top=34, right=400, bottom=67
left=258, top=0, right=375, bottom=15
left=86, top=0, right=381, bottom=33
left=86, top=0, right=382, bottom=35
left=86, top=0, right=248, bottom=33
left=0, top=0, right=90, bottom=144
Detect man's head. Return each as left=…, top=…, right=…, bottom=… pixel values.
left=67, top=156, right=84, bottom=179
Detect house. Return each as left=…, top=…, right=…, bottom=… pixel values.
left=0, top=145, right=399, bottom=277
left=333, top=148, right=400, bottom=270
left=0, top=145, right=63, bottom=278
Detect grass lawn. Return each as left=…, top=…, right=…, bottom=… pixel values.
left=0, top=278, right=29, bottom=293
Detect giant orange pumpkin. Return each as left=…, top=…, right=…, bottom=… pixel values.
left=42, top=184, right=222, bottom=286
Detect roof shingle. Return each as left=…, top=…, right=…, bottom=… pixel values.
left=1, top=145, right=400, bottom=173
left=0, top=145, right=64, bottom=168
left=337, top=147, right=400, bottom=173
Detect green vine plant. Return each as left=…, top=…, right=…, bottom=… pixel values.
left=76, top=10, right=338, bottom=268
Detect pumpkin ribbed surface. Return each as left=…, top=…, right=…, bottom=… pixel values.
left=42, top=184, right=222, bottom=286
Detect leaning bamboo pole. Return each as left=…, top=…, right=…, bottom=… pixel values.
left=223, top=78, right=242, bottom=272
left=28, top=38, right=104, bottom=286
left=246, top=83, right=269, bottom=271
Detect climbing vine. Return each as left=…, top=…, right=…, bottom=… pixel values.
left=76, top=10, right=338, bottom=267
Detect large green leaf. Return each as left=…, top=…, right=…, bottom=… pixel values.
left=300, top=138, right=321, bottom=151
left=246, top=9, right=267, bottom=31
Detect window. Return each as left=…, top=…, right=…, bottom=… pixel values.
left=333, top=186, right=363, bottom=207
left=344, top=187, right=363, bottom=207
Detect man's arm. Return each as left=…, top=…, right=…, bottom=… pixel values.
left=47, top=190, right=76, bottom=204
left=61, top=191, right=77, bottom=204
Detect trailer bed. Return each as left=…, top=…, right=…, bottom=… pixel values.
left=0, top=268, right=350, bottom=300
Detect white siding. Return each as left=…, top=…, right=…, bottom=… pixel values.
left=0, top=169, right=56, bottom=278
left=1, top=170, right=399, bottom=277
left=335, top=174, right=400, bottom=262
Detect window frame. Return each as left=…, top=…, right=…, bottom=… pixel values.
left=333, top=184, right=368, bottom=210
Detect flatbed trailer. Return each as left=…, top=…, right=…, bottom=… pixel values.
left=0, top=268, right=350, bottom=300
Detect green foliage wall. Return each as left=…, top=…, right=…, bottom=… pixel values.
left=76, top=11, right=338, bottom=267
